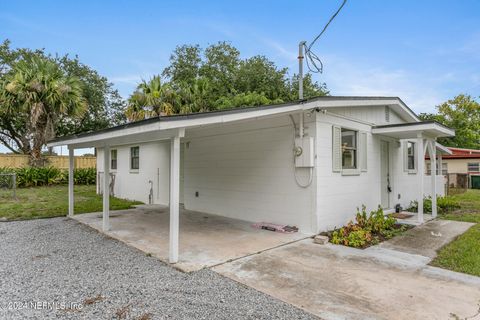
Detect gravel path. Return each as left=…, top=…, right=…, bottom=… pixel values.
left=0, top=218, right=317, bottom=320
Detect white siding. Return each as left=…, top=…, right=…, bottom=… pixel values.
left=314, top=111, right=445, bottom=232
left=315, top=112, right=382, bottom=231
left=183, top=114, right=317, bottom=233
left=329, top=106, right=404, bottom=125
left=97, top=141, right=170, bottom=205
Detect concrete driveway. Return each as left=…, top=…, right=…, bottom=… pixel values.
left=214, top=220, right=480, bottom=320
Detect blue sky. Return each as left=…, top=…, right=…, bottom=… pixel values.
left=0, top=0, right=479, bottom=153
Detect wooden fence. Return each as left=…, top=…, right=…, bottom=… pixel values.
left=0, top=154, right=96, bottom=169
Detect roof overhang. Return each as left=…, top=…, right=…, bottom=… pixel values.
left=47, top=96, right=421, bottom=149
left=371, top=121, right=455, bottom=140
left=435, top=142, right=453, bottom=155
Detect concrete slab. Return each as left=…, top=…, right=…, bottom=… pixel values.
left=73, top=206, right=309, bottom=272
left=214, top=239, right=480, bottom=320
left=378, top=219, right=475, bottom=258
left=395, top=213, right=434, bottom=226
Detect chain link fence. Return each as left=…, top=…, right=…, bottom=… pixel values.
left=0, top=173, right=17, bottom=199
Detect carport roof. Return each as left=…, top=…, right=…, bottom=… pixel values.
left=47, top=95, right=420, bottom=148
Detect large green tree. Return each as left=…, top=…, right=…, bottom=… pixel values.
left=0, top=39, right=126, bottom=160
left=129, top=41, right=329, bottom=121
left=126, top=75, right=178, bottom=121
left=0, top=56, right=87, bottom=165
left=419, top=94, right=480, bottom=149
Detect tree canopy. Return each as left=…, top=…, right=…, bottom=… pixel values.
left=126, top=41, right=328, bottom=121
left=0, top=39, right=126, bottom=161
left=419, top=94, right=480, bottom=149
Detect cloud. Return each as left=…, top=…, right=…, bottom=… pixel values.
left=109, top=74, right=142, bottom=85
left=262, top=39, right=297, bottom=62
left=318, top=55, right=452, bottom=114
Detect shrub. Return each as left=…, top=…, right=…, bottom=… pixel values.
left=0, top=167, right=96, bottom=188
left=328, top=205, right=406, bottom=248
left=407, top=196, right=460, bottom=214
left=74, top=168, right=96, bottom=185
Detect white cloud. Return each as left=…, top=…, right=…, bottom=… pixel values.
left=109, top=74, right=142, bottom=85
left=318, top=55, right=453, bottom=114
left=262, top=38, right=297, bottom=62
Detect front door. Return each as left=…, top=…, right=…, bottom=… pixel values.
left=380, top=141, right=391, bottom=209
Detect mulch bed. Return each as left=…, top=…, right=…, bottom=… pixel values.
left=320, top=224, right=413, bottom=249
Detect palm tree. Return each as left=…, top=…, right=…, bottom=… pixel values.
left=1, top=56, right=86, bottom=165
left=126, top=76, right=177, bottom=121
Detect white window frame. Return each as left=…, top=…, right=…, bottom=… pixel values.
left=341, top=127, right=361, bottom=176
left=468, top=162, right=480, bottom=173
left=110, top=149, right=117, bottom=171
left=406, top=141, right=417, bottom=174
left=130, top=146, right=140, bottom=172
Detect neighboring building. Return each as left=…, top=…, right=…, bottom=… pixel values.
left=427, top=147, right=480, bottom=188
left=48, top=96, right=454, bottom=263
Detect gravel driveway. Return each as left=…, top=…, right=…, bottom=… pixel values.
left=0, top=218, right=316, bottom=320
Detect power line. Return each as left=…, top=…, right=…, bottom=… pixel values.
left=304, top=0, right=347, bottom=73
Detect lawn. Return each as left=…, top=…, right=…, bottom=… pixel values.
left=431, top=189, right=480, bottom=277
left=0, top=185, right=142, bottom=221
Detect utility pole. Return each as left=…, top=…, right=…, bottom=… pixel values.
left=298, top=41, right=306, bottom=100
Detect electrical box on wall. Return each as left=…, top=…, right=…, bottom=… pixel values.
left=294, top=137, right=315, bottom=168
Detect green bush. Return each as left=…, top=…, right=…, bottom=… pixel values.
left=0, top=166, right=96, bottom=188
left=407, top=196, right=460, bottom=214
left=329, top=205, right=406, bottom=248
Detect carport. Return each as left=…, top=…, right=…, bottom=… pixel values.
left=72, top=205, right=307, bottom=272
left=47, top=101, right=318, bottom=266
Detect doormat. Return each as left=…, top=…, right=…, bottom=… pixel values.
left=391, top=212, right=414, bottom=219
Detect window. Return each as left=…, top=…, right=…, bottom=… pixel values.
left=426, top=162, right=448, bottom=175
left=130, top=147, right=139, bottom=170
left=407, top=141, right=415, bottom=170
left=468, top=162, right=479, bottom=172
left=111, top=149, right=117, bottom=170
left=341, top=129, right=357, bottom=169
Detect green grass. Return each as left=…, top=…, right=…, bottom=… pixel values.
left=432, top=189, right=480, bottom=276
left=0, top=185, right=142, bottom=221
left=440, top=189, right=480, bottom=223
left=430, top=224, right=480, bottom=276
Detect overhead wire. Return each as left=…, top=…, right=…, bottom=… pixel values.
left=303, top=0, right=347, bottom=74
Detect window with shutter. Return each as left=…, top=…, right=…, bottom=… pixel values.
left=332, top=125, right=362, bottom=175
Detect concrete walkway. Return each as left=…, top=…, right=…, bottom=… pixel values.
left=214, top=220, right=480, bottom=320
left=378, top=219, right=475, bottom=258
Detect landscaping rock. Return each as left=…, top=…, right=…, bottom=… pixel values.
left=0, top=218, right=316, bottom=320
left=313, top=235, right=329, bottom=245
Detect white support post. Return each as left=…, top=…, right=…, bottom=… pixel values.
left=68, top=147, right=74, bottom=217
left=430, top=140, right=437, bottom=218
left=169, top=135, right=180, bottom=264
left=103, top=146, right=110, bottom=232
left=417, top=134, right=424, bottom=223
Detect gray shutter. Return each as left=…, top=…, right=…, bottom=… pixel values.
left=403, top=141, right=408, bottom=172
left=332, top=125, right=342, bottom=172
left=360, top=131, right=367, bottom=172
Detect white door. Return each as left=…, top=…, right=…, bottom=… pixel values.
left=380, top=141, right=391, bottom=209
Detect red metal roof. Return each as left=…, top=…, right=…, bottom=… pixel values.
left=426, top=147, right=480, bottom=159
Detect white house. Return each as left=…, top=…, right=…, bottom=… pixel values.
left=48, top=96, right=454, bottom=263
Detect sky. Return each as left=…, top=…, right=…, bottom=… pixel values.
left=0, top=0, right=479, bottom=154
